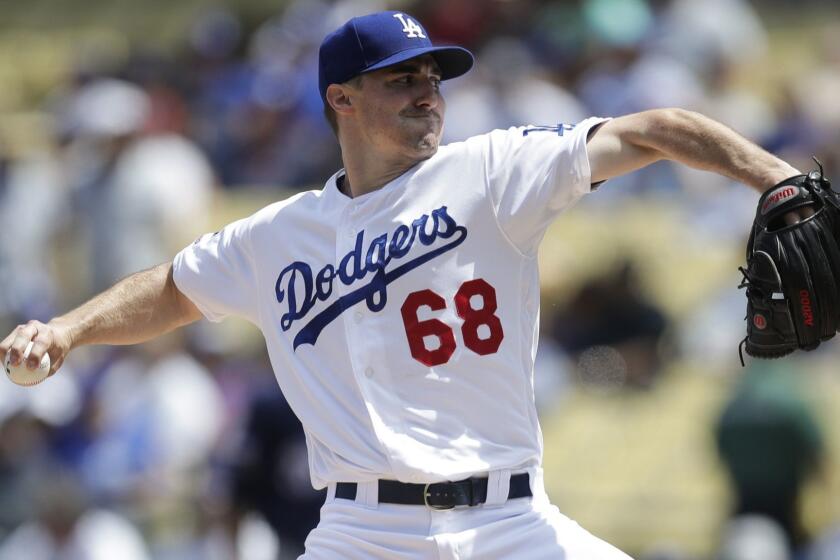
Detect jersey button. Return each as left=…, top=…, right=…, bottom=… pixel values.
left=364, top=367, right=374, bottom=378
left=354, top=311, right=363, bottom=323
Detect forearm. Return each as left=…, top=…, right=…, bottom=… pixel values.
left=590, top=108, right=801, bottom=191
left=53, top=262, right=200, bottom=349
left=644, top=109, right=798, bottom=189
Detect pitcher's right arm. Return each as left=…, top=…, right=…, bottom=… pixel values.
left=0, top=261, right=202, bottom=376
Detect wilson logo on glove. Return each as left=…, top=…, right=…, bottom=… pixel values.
left=760, top=186, right=799, bottom=215
left=800, top=290, right=814, bottom=327
left=753, top=314, right=767, bottom=330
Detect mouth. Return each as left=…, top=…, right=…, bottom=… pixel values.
left=402, top=111, right=440, bottom=122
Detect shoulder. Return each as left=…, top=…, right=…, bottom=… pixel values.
left=448, top=119, right=606, bottom=147
left=242, top=187, right=329, bottom=229
left=439, top=125, right=570, bottom=156
left=434, top=128, right=519, bottom=162
left=440, top=128, right=519, bottom=152
left=251, top=188, right=323, bottom=221
left=205, top=188, right=324, bottom=248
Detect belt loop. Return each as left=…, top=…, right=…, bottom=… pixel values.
left=355, top=480, right=379, bottom=509
left=484, top=469, right=511, bottom=507
left=326, top=483, right=337, bottom=503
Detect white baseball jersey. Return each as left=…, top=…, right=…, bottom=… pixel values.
left=173, top=116, right=607, bottom=489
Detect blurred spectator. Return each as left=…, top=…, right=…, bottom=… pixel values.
left=58, top=78, right=215, bottom=290
left=715, top=363, right=825, bottom=553
left=0, top=412, right=50, bottom=535
left=77, top=337, right=224, bottom=502
left=656, top=0, right=768, bottom=74
left=184, top=2, right=342, bottom=188
left=231, top=386, right=326, bottom=558
left=98, top=130, right=214, bottom=279
left=0, top=470, right=150, bottom=560
left=0, top=123, right=69, bottom=320
left=551, top=260, right=670, bottom=389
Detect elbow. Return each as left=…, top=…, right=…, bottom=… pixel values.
left=632, top=107, right=711, bottom=156
left=618, top=109, right=693, bottom=162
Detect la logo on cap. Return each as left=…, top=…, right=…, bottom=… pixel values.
left=393, top=13, right=426, bottom=38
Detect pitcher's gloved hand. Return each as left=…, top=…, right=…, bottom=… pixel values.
left=739, top=160, right=840, bottom=363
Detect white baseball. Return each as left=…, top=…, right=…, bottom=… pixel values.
left=4, top=341, right=51, bottom=386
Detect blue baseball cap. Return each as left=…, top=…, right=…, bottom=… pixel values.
left=318, top=11, right=474, bottom=100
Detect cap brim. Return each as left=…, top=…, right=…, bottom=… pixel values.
left=363, top=46, right=474, bottom=81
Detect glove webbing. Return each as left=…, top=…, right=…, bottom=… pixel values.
left=737, top=266, right=793, bottom=366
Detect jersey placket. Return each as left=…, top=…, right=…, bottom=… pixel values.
left=334, top=198, right=408, bottom=474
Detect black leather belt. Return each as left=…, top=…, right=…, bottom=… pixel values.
left=335, top=473, right=532, bottom=510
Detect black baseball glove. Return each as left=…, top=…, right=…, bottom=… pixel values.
left=739, top=160, right=840, bottom=363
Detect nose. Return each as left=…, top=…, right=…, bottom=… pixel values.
left=414, top=77, right=440, bottom=110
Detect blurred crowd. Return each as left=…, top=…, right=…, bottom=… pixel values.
left=1, top=0, right=840, bottom=558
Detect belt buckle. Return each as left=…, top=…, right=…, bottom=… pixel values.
left=423, top=483, right=455, bottom=510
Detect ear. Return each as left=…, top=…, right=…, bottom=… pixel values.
left=326, top=83, right=355, bottom=116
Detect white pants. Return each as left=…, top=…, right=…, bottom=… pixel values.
left=300, top=469, right=633, bottom=559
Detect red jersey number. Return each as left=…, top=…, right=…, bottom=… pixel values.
left=400, top=290, right=457, bottom=366
left=400, top=279, right=504, bottom=366
left=454, top=279, right=504, bottom=355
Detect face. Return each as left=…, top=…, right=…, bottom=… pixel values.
left=342, top=55, right=445, bottom=161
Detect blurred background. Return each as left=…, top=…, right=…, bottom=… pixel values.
left=1, top=0, right=840, bottom=558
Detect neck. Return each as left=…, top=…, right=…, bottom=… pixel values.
left=341, top=161, right=416, bottom=198
left=338, top=140, right=427, bottom=198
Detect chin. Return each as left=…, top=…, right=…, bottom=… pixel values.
left=415, top=133, right=441, bottom=154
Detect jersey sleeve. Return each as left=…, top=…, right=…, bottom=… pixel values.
left=172, top=216, right=260, bottom=325
left=482, top=116, right=609, bottom=255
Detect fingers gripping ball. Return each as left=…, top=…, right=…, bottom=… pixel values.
left=4, top=341, right=51, bottom=386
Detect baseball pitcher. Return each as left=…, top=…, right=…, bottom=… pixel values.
left=1, top=11, right=821, bottom=559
